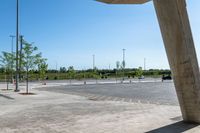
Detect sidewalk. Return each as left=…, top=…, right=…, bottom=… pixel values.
left=0, top=83, right=199, bottom=133
left=0, top=78, right=167, bottom=90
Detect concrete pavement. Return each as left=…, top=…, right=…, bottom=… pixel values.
left=0, top=82, right=200, bottom=133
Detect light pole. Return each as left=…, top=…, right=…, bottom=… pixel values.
left=93, top=54, right=97, bottom=83
left=56, top=61, right=58, bottom=78
left=9, top=35, right=15, bottom=55
left=55, top=61, right=60, bottom=80
left=93, top=54, right=95, bottom=71
left=122, top=49, right=126, bottom=81
left=19, top=35, right=24, bottom=81
left=144, top=58, right=146, bottom=71
left=10, top=35, right=15, bottom=83
left=15, top=0, right=19, bottom=92
left=123, top=49, right=126, bottom=66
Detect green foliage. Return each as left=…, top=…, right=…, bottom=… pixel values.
left=39, top=62, right=48, bottom=80
left=74, top=73, right=85, bottom=80
left=36, top=57, right=48, bottom=80
left=60, top=67, right=67, bottom=73
left=0, top=51, right=15, bottom=89
left=0, top=67, right=171, bottom=81
left=153, top=70, right=159, bottom=78
left=93, top=67, right=100, bottom=79
left=21, top=42, right=41, bottom=71
left=116, top=61, right=120, bottom=70
left=20, top=40, right=46, bottom=93
left=0, top=51, right=15, bottom=73
left=122, top=60, right=125, bottom=69
left=68, top=66, right=76, bottom=79
left=135, top=67, right=143, bottom=77
left=0, top=67, right=5, bottom=73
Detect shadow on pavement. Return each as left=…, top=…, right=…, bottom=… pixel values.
left=146, top=121, right=199, bottom=133
left=170, top=116, right=183, bottom=121
left=0, top=94, right=14, bottom=100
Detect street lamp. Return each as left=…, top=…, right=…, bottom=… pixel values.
left=144, top=58, right=146, bottom=71
left=122, top=49, right=126, bottom=81
left=9, top=35, right=15, bottom=54
left=9, top=35, right=15, bottom=83
left=15, top=0, right=19, bottom=92
left=93, top=54, right=95, bottom=71
left=19, top=35, right=24, bottom=81
left=122, top=49, right=126, bottom=69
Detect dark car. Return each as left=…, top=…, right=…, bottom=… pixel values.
left=138, top=75, right=145, bottom=80
left=162, top=75, right=172, bottom=81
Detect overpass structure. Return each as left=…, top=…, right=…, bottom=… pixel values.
left=97, top=0, right=200, bottom=123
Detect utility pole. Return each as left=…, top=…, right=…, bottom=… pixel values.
left=10, top=35, right=15, bottom=83
left=15, top=0, right=19, bottom=92
left=144, top=58, right=146, bottom=71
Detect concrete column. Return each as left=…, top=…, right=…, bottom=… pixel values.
left=154, top=0, right=200, bottom=123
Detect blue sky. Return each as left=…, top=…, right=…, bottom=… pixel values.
left=0, top=0, right=200, bottom=70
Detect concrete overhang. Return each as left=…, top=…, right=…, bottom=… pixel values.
left=96, top=0, right=151, bottom=4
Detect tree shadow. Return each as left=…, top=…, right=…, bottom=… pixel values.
left=0, top=94, right=14, bottom=100
left=146, top=121, right=199, bottom=133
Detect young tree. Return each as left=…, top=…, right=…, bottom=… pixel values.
left=93, top=67, right=99, bottom=84
left=136, top=67, right=143, bottom=81
left=37, top=58, right=48, bottom=84
left=116, top=61, right=120, bottom=70
left=121, top=61, right=126, bottom=82
left=153, top=70, right=159, bottom=82
left=122, top=60, right=125, bottom=69
left=21, top=42, right=41, bottom=94
left=60, top=67, right=67, bottom=73
left=68, top=66, right=75, bottom=84
left=116, top=61, right=120, bottom=82
left=0, top=52, right=14, bottom=90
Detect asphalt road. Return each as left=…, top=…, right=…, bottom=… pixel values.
left=37, top=81, right=179, bottom=106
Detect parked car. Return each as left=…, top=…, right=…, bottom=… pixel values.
left=162, top=75, right=172, bottom=81
left=138, top=75, right=145, bottom=80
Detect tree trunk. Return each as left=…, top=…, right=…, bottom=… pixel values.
left=5, top=71, right=9, bottom=90
left=26, top=69, right=29, bottom=94
left=115, top=71, right=117, bottom=83
left=6, top=74, right=9, bottom=90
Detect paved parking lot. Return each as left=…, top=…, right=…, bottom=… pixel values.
left=37, top=81, right=178, bottom=105
left=1, top=81, right=200, bottom=133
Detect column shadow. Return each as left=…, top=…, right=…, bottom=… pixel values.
left=0, top=94, right=14, bottom=100
left=146, top=121, right=199, bottom=133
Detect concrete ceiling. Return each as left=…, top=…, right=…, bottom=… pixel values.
left=96, top=0, right=150, bottom=4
